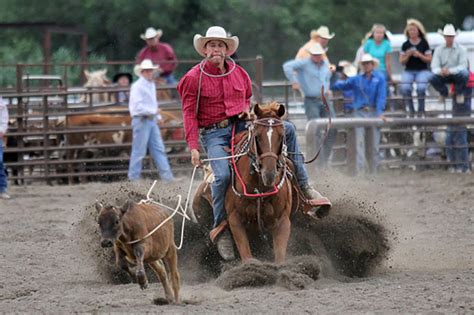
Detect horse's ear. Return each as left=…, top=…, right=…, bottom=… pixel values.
left=253, top=103, right=262, bottom=117
left=101, top=69, right=108, bottom=76
left=277, top=103, right=286, bottom=118
left=84, top=70, right=91, bottom=79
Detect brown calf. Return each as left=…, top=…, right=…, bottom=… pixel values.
left=96, top=201, right=180, bottom=304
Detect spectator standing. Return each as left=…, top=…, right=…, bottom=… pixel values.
left=363, top=24, right=393, bottom=82
left=136, top=27, right=178, bottom=85
left=0, top=96, right=10, bottom=199
left=429, top=24, right=469, bottom=105
left=331, top=54, right=387, bottom=173
left=128, top=59, right=175, bottom=182
left=283, top=43, right=337, bottom=165
left=296, top=26, right=334, bottom=59
left=112, top=72, right=132, bottom=104
left=446, top=82, right=472, bottom=174
left=399, top=19, right=432, bottom=116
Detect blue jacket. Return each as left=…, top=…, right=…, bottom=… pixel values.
left=283, top=58, right=331, bottom=97
left=331, top=70, right=386, bottom=116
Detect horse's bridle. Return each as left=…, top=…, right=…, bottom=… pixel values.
left=230, top=116, right=288, bottom=198
left=249, top=117, right=286, bottom=173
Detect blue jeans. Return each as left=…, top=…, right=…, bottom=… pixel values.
left=128, top=116, right=174, bottom=181
left=351, top=110, right=381, bottom=173
left=400, top=70, right=432, bottom=114
left=201, top=120, right=309, bottom=228
left=446, top=126, right=470, bottom=172
left=0, top=139, right=7, bottom=193
left=304, top=96, right=337, bottom=165
left=429, top=70, right=469, bottom=97
left=446, top=86, right=472, bottom=171
left=162, top=73, right=177, bottom=85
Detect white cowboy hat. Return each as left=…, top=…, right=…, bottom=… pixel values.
left=316, top=26, right=335, bottom=39
left=338, top=61, right=357, bottom=77
left=133, top=59, right=158, bottom=77
left=193, top=26, right=239, bottom=57
left=140, top=27, right=163, bottom=40
left=307, top=43, right=327, bottom=55
left=359, top=53, right=380, bottom=67
left=438, top=24, right=459, bottom=36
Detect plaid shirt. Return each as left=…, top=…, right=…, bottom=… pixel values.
left=177, top=61, right=252, bottom=151
left=136, top=42, right=177, bottom=75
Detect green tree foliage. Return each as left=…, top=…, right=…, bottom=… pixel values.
left=0, top=0, right=461, bottom=81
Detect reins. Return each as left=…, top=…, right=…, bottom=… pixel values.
left=230, top=117, right=287, bottom=198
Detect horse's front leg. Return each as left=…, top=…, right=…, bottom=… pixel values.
left=228, top=210, right=253, bottom=261
left=271, top=214, right=291, bottom=264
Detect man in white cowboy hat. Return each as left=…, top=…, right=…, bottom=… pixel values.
left=283, top=42, right=337, bottom=165
left=429, top=24, right=469, bottom=105
left=136, top=27, right=178, bottom=85
left=296, top=26, right=335, bottom=60
left=177, top=26, right=331, bottom=261
left=332, top=53, right=387, bottom=173
left=127, top=59, right=175, bottom=182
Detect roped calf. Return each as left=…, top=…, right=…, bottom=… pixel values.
left=96, top=200, right=180, bottom=304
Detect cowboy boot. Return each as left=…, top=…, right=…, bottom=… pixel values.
left=301, top=183, right=332, bottom=219
left=209, top=220, right=236, bottom=261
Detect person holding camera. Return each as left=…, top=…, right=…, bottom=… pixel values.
left=399, top=19, right=432, bottom=116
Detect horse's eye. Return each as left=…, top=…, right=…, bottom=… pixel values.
left=115, top=220, right=119, bottom=225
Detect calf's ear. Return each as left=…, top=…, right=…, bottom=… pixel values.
left=120, top=200, right=132, bottom=214
left=95, top=201, right=103, bottom=213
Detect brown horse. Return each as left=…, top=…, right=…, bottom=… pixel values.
left=225, top=102, right=292, bottom=264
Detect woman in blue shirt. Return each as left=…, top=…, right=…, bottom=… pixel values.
left=364, top=24, right=393, bottom=82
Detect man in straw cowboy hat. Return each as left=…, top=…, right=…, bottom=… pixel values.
left=128, top=59, right=175, bottom=182
left=136, top=27, right=178, bottom=85
left=429, top=24, right=469, bottom=105
left=296, top=26, right=335, bottom=60
left=177, top=26, right=331, bottom=260
left=283, top=42, right=337, bottom=165
left=332, top=53, right=387, bottom=173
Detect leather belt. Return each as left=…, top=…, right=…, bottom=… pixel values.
left=202, top=116, right=237, bottom=131
left=134, top=114, right=155, bottom=121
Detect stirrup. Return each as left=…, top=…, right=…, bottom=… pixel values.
left=304, top=197, right=332, bottom=219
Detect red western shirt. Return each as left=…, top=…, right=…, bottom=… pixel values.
left=136, top=42, right=177, bottom=75
left=177, top=60, right=252, bottom=151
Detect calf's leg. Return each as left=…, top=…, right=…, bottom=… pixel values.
left=133, top=244, right=148, bottom=289
left=114, top=246, right=135, bottom=281
left=149, top=260, right=174, bottom=303
left=164, top=245, right=181, bottom=303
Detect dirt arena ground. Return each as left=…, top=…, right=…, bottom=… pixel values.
left=0, top=170, right=473, bottom=313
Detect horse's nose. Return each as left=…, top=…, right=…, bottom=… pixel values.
left=101, top=239, right=113, bottom=248
left=262, top=170, right=276, bottom=187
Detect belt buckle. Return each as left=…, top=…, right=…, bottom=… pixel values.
left=219, top=119, right=229, bottom=128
